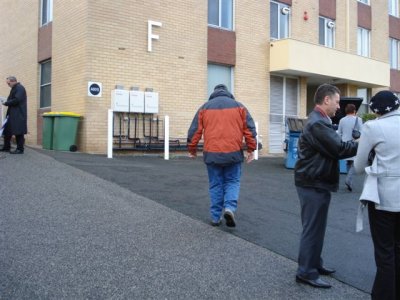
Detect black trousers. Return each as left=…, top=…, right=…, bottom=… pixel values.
left=3, top=134, right=24, bottom=151
left=296, top=186, right=331, bottom=279
left=368, top=203, right=400, bottom=300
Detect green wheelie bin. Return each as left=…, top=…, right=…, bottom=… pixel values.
left=45, top=112, right=82, bottom=152
left=42, top=113, right=55, bottom=150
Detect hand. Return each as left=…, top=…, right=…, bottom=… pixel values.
left=245, top=151, right=254, bottom=163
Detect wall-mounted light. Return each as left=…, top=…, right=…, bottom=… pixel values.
left=327, top=21, right=335, bottom=29
left=281, top=7, right=290, bottom=15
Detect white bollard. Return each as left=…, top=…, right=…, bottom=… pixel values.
left=107, top=109, right=113, bottom=159
left=164, top=115, right=169, bottom=160
left=255, top=121, right=259, bottom=160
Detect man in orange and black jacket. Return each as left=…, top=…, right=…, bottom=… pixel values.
left=187, top=84, right=257, bottom=227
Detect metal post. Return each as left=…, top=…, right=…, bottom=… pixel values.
left=255, top=121, right=259, bottom=160
left=107, top=109, right=113, bottom=158
left=164, top=115, right=169, bottom=160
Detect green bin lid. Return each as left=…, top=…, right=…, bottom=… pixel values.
left=43, top=112, right=82, bottom=117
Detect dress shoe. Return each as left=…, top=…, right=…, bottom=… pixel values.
left=10, top=149, right=24, bottom=154
left=296, top=275, right=331, bottom=288
left=318, top=266, right=336, bottom=275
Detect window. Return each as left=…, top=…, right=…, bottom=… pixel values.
left=389, top=0, right=399, bottom=17
left=208, top=0, right=233, bottom=30
left=390, top=38, right=400, bottom=69
left=269, top=75, right=299, bottom=153
left=319, top=17, right=335, bottom=48
left=357, top=88, right=371, bottom=115
left=207, top=64, right=232, bottom=97
left=270, top=1, right=290, bottom=40
left=40, top=61, right=52, bottom=108
left=41, top=0, right=53, bottom=26
left=357, top=27, right=370, bottom=57
left=358, top=0, right=370, bottom=4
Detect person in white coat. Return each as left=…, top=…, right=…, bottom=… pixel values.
left=337, top=103, right=363, bottom=191
left=354, top=90, right=400, bottom=300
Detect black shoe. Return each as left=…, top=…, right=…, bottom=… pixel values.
left=10, top=149, right=24, bottom=154
left=296, top=275, right=331, bottom=288
left=318, top=267, right=336, bottom=276
left=210, top=220, right=222, bottom=227
left=223, top=210, right=236, bottom=227
left=0, top=148, right=10, bottom=152
left=345, top=182, right=352, bottom=192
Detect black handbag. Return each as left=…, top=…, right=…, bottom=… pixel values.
left=352, top=118, right=361, bottom=140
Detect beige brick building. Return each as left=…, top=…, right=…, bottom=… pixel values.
left=0, top=0, right=399, bottom=155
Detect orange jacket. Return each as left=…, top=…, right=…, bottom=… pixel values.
left=187, top=89, right=257, bottom=165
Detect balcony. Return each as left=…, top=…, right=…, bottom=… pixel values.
left=270, top=39, right=390, bottom=87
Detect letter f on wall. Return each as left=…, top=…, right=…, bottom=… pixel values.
left=148, top=20, right=162, bottom=52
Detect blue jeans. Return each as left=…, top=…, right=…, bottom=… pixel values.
left=206, top=162, right=242, bottom=222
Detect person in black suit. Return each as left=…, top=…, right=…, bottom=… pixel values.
left=294, top=84, right=358, bottom=288
left=1, top=76, right=28, bottom=154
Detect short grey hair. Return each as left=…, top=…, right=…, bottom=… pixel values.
left=6, top=76, right=17, bottom=82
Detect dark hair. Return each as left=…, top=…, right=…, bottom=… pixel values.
left=345, top=103, right=356, bottom=114
left=314, top=84, right=340, bottom=105
left=214, top=84, right=228, bottom=91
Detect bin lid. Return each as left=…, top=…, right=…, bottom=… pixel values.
left=43, top=112, right=82, bottom=117
left=286, top=117, right=307, bottom=132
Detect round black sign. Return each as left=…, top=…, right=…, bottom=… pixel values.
left=89, top=83, right=101, bottom=96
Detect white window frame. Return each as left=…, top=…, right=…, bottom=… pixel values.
left=319, top=16, right=335, bottom=48
left=207, top=64, right=234, bottom=97
left=358, top=0, right=370, bottom=5
left=41, top=0, right=53, bottom=26
left=390, top=38, right=400, bottom=70
left=270, top=1, right=291, bottom=40
left=40, top=60, right=52, bottom=108
left=357, top=88, right=371, bottom=115
left=208, top=0, right=234, bottom=30
left=357, top=27, right=370, bottom=57
left=389, top=0, right=399, bottom=17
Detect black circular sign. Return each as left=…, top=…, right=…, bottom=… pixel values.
left=89, top=83, right=101, bottom=96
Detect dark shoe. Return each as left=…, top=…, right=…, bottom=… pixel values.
left=296, top=275, right=331, bottom=288
left=345, top=182, right=352, bottom=192
left=318, top=267, right=336, bottom=276
left=223, top=210, right=236, bottom=227
left=0, top=148, right=10, bottom=152
left=210, top=219, right=222, bottom=227
left=10, top=149, right=23, bottom=154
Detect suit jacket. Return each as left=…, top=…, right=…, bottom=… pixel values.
left=354, top=110, right=400, bottom=212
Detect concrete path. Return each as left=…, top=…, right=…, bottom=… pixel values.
left=0, top=149, right=369, bottom=299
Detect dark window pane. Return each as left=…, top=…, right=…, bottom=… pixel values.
left=42, top=0, right=48, bottom=24
left=40, top=85, right=51, bottom=108
left=208, top=0, right=219, bottom=26
left=270, top=2, right=278, bottom=39
left=41, top=61, right=51, bottom=84
left=319, top=17, right=325, bottom=45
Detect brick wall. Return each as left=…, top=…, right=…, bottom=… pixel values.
left=54, top=0, right=207, bottom=153
left=0, top=0, right=39, bottom=146
left=235, top=0, right=269, bottom=151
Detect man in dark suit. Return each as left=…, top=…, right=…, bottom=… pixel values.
left=294, top=84, right=358, bottom=288
left=1, top=76, right=28, bottom=154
